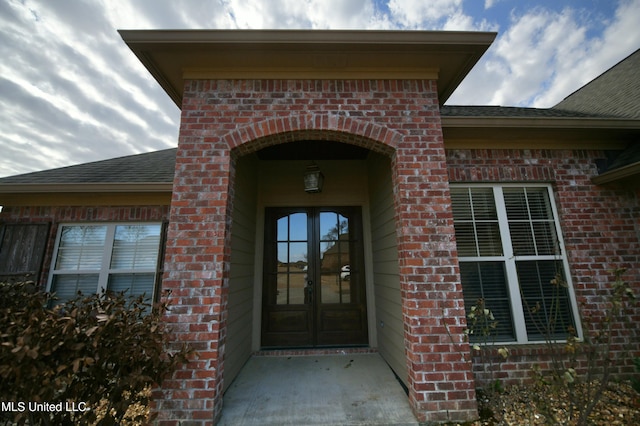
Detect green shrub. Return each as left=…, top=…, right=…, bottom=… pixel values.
left=0, top=281, right=191, bottom=425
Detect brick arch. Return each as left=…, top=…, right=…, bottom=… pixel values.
left=223, top=113, right=400, bottom=158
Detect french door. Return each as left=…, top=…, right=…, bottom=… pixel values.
left=261, top=207, right=368, bottom=348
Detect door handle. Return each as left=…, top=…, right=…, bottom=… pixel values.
left=306, top=280, right=313, bottom=304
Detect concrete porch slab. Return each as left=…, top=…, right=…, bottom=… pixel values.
left=217, top=353, right=418, bottom=425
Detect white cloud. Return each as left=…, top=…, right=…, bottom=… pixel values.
left=1, top=0, right=639, bottom=178
left=447, top=0, right=640, bottom=107
left=388, top=0, right=463, bottom=28
left=533, top=0, right=640, bottom=106
left=218, top=0, right=383, bottom=29
left=0, top=0, right=180, bottom=176
left=484, top=0, right=499, bottom=10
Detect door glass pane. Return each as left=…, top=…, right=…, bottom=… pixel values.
left=277, top=242, right=288, bottom=264
left=320, top=211, right=351, bottom=304
left=320, top=212, right=349, bottom=242
left=289, top=213, right=307, bottom=240
left=320, top=270, right=350, bottom=303
left=275, top=213, right=308, bottom=305
left=277, top=216, right=289, bottom=241
left=277, top=273, right=306, bottom=305
left=276, top=262, right=307, bottom=305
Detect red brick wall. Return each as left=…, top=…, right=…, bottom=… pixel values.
left=447, top=148, right=640, bottom=387
left=0, top=205, right=169, bottom=289
left=158, top=79, right=476, bottom=424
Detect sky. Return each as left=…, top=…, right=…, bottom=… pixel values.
left=0, top=0, right=639, bottom=178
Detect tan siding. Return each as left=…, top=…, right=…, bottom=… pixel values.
left=225, top=157, right=258, bottom=390
left=367, top=153, right=406, bottom=385
left=257, top=160, right=369, bottom=206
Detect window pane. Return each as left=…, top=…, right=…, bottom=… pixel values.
left=509, top=222, right=536, bottom=255
left=505, top=188, right=559, bottom=256
left=451, top=188, right=472, bottom=220
left=533, top=222, right=558, bottom=255
left=51, top=274, right=99, bottom=304
left=470, top=189, right=497, bottom=220
left=516, top=260, right=575, bottom=340
left=108, top=273, right=155, bottom=300
left=526, top=189, right=554, bottom=220
left=503, top=189, right=529, bottom=220
left=453, top=223, right=477, bottom=256
left=475, top=222, right=503, bottom=256
left=111, top=224, right=161, bottom=269
left=460, top=261, right=514, bottom=341
left=56, top=226, right=107, bottom=270
left=452, top=188, right=501, bottom=257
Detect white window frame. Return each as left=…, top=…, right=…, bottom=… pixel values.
left=47, top=222, right=162, bottom=302
left=452, top=183, right=583, bottom=344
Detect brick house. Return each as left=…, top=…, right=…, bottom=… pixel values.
left=0, top=31, right=638, bottom=424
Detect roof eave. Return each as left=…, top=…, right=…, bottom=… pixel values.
left=441, top=115, right=640, bottom=129
left=591, top=161, right=640, bottom=186
left=442, top=115, right=640, bottom=149
left=0, top=183, right=173, bottom=194
left=119, top=29, right=496, bottom=107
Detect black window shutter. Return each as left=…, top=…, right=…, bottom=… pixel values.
left=0, top=223, right=51, bottom=284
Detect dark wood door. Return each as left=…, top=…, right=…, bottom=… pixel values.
left=261, top=207, right=368, bottom=348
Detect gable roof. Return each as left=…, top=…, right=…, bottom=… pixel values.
left=0, top=148, right=175, bottom=194
left=553, top=49, right=640, bottom=119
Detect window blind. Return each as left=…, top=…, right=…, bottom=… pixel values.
left=452, top=185, right=578, bottom=344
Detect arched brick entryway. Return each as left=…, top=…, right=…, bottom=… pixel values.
left=155, top=79, right=476, bottom=425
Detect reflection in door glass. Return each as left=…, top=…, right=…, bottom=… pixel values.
left=275, top=213, right=308, bottom=305
left=319, top=212, right=351, bottom=303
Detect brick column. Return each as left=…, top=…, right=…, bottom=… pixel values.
left=392, top=102, right=477, bottom=423
left=153, top=88, right=236, bottom=423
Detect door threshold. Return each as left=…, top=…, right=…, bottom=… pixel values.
left=254, top=347, right=377, bottom=357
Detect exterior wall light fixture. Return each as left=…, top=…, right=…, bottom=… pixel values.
left=304, top=162, right=324, bottom=193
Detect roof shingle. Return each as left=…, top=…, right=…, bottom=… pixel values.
left=440, top=105, right=610, bottom=118
left=553, top=49, right=640, bottom=119
left=0, top=148, right=176, bottom=185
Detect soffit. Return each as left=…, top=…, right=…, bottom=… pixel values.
left=441, top=116, right=640, bottom=149
left=119, top=29, right=496, bottom=106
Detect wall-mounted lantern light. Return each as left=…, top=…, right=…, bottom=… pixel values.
left=304, top=162, right=324, bottom=193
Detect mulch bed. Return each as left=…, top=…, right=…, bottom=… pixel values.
left=467, top=381, right=640, bottom=425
